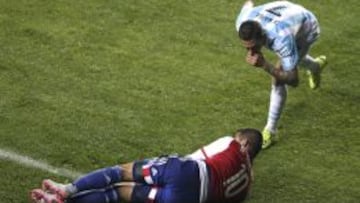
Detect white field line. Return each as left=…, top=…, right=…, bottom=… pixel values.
left=0, top=148, right=82, bottom=179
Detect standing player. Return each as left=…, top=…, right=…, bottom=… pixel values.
left=235, top=0, right=327, bottom=148
left=30, top=128, right=263, bottom=203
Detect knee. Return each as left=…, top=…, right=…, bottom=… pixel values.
left=131, top=185, right=152, bottom=203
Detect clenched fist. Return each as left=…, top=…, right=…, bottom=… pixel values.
left=246, top=50, right=265, bottom=67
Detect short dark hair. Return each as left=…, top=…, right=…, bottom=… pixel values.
left=235, top=128, right=262, bottom=161
left=238, top=20, right=264, bottom=41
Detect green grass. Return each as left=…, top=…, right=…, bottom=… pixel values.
left=0, top=0, right=359, bottom=202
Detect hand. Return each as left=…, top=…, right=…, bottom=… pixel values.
left=244, top=0, right=254, bottom=8
left=245, top=50, right=265, bottom=67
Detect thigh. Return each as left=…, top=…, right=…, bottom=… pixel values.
left=297, top=40, right=315, bottom=61
left=296, top=30, right=318, bottom=60
left=131, top=183, right=200, bottom=203
left=133, top=155, right=199, bottom=184
left=132, top=155, right=175, bottom=185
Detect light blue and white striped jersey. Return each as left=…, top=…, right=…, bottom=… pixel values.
left=235, top=1, right=320, bottom=70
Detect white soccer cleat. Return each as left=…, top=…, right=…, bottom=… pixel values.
left=42, top=179, right=68, bottom=200
left=30, top=189, right=63, bottom=203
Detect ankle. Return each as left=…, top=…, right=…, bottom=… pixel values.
left=65, top=184, right=78, bottom=197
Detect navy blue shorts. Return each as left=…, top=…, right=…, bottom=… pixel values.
left=131, top=155, right=201, bottom=203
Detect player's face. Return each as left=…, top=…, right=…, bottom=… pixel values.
left=242, top=39, right=262, bottom=53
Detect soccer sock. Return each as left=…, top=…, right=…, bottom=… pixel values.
left=72, top=166, right=122, bottom=193
left=299, top=55, right=319, bottom=73
left=67, top=187, right=120, bottom=203
left=265, top=84, right=287, bottom=133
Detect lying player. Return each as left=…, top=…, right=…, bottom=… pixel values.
left=30, top=128, right=263, bottom=203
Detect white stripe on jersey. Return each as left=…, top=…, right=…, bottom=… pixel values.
left=187, top=136, right=234, bottom=160
left=195, top=159, right=209, bottom=203
left=187, top=136, right=235, bottom=202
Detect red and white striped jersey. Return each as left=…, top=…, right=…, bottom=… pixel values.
left=189, top=136, right=252, bottom=203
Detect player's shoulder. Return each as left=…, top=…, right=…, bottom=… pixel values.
left=213, top=135, right=235, bottom=145
left=202, top=136, right=236, bottom=157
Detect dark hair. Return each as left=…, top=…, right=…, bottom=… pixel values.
left=235, top=128, right=262, bottom=161
left=238, top=20, right=264, bottom=41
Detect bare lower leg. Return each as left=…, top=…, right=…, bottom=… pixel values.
left=117, top=185, right=135, bottom=202
left=120, top=162, right=134, bottom=181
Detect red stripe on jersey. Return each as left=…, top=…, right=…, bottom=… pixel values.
left=201, top=147, right=209, bottom=159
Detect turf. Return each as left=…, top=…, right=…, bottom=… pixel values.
left=0, top=0, right=359, bottom=202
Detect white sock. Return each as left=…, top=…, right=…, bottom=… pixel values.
left=299, top=55, right=319, bottom=73
left=65, top=184, right=78, bottom=197
left=265, top=84, right=287, bottom=133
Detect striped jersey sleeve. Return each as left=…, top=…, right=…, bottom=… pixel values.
left=235, top=1, right=317, bottom=71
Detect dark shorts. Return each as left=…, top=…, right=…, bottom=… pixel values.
left=132, top=155, right=201, bottom=203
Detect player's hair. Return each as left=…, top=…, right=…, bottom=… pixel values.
left=238, top=20, right=264, bottom=41
left=235, top=128, right=263, bottom=161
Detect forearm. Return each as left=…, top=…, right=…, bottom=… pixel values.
left=244, top=51, right=298, bottom=86
left=262, top=61, right=298, bottom=86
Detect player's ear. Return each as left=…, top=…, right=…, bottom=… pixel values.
left=234, top=132, right=249, bottom=151
left=239, top=139, right=250, bottom=153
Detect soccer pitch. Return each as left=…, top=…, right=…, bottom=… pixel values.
left=0, top=0, right=359, bottom=202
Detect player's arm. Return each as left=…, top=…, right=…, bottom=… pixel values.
left=264, top=35, right=299, bottom=86
left=236, top=0, right=255, bottom=31
left=262, top=61, right=299, bottom=86
left=245, top=51, right=299, bottom=86
left=243, top=0, right=254, bottom=9
left=240, top=0, right=254, bottom=15
left=246, top=46, right=299, bottom=86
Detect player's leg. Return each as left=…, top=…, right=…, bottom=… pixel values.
left=110, top=159, right=168, bottom=203
left=42, top=164, right=128, bottom=199
left=123, top=183, right=196, bottom=203
left=31, top=162, right=136, bottom=203
left=42, top=159, right=155, bottom=203
left=117, top=158, right=167, bottom=203
left=263, top=77, right=287, bottom=149
left=301, top=54, right=327, bottom=90
left=63, top=186, right=121, bottom=203
left=298, top=19, right=327, bottom=89
left=122, top=184, right=159, bottom=203
left=300, top=54, right=319, bottom=73
left=131, top=156, right=201, bottom=203
left=32, top=183, right=134, bottom=203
